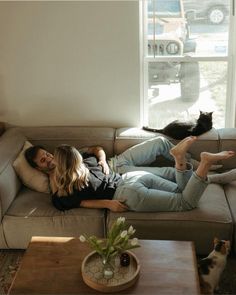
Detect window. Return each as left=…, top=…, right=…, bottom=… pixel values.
left=142, top=0, right=234, bottom=128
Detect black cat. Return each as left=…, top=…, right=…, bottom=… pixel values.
left=143, top=111, right=213, bottom=140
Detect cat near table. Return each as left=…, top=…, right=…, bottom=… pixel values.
left=143, top=111, right=213, bottom=140
left=198, top=238, right=230, bottom=294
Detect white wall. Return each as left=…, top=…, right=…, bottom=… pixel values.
left=0, top=1, right=140, bottom=127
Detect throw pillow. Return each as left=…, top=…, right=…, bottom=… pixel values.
left=13, top=141, right=50, bottom=193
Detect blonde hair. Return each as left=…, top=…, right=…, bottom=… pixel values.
left=54, top=145, right=90, bottom=197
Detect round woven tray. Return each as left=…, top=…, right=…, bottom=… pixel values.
left=81, top=251, right=140, bottom=293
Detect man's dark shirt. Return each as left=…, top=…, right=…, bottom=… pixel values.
left=52, top=156, right=122, bottom=211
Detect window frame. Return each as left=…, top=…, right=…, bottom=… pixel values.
left=140, top=0, right=236, bottom=128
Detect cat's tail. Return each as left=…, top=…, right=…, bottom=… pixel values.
left=142, top=126, right=164, bottom=133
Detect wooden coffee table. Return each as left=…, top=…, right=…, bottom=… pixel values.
left=9, top=237, right=200, bottom=295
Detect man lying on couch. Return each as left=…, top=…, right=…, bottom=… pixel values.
left=25, top=136, right=190, bottom=179
left=24, top=136, right=228, bottom=212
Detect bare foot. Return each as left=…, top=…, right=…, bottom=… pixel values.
left=190, top=159, right=223, bottom=171
left=170, top=136, right=197, bottom=161
left=196, top=151, right=235, bottom=180
left=170, top=136, right=197, bottom=170
left=200, top=151, right=235, bottom=165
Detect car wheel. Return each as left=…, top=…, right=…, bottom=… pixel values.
left=208, top=6, right=225, bottom=25
left=180, top=62, right=200, bottom=102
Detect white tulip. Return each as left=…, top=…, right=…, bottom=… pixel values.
left=79, top=235, right=86, bottom=242
left=117, top=217, right=126, bottom=225
left=128, top=225, right=136, bottom=235
left=120, top=230, right=128, bottom=238
left=131, top=238, right=138, bottom=246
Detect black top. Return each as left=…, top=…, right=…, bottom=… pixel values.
left=52, top=156, right=122, bottom=211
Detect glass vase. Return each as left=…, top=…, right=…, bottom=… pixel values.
left=102, top=257, right=115, bottom=279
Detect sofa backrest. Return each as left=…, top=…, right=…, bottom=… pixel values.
left=15, top=126, right=116, bottom=158
left=114, top=127, right=220, bottom=163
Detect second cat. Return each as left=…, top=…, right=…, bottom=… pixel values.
left=143, top=111, right=213, bottom=140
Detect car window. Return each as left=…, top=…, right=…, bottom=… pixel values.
left=148, top=22, right=164, bottom=35
left=148, top=0, right=181, bottom=17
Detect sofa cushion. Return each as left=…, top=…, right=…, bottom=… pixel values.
left=107, top=183, right=233, bottom=255
left=0, top=226, right=7, bottom=248
left=13, top=141, right=50, bottom=194
left=114, top=128, right=219, bottom=161
left=114, top=128, right=161, bottom=156
left=3, top=187, right=106, bottom=248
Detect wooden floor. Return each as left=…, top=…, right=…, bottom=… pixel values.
left=0, top=250, right=24, bottom=295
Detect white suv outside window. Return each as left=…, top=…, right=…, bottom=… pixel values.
left=148, top=0, right=200, bottom=102
left=183, top=0, right=230, bottom=25
left=143, top=0, right=234, bottom=129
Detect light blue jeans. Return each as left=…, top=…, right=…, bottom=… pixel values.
left=110, top=136, right=180, bottom=182
left=113, top=165, right=208, bottom=212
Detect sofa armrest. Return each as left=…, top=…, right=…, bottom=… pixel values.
left=0, top=128, right=27, bottom=219
left=218, top=128, right=236, bottom=170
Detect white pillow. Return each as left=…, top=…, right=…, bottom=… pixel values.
left=13, top=141, right=50, bottom=194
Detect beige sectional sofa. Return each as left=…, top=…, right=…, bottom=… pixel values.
left=0, top=126, right=236, bottom=254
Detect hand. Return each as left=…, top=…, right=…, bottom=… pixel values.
left=108, top=200, right=129, bottom=212
left=98, top=160, right=110, bottom=175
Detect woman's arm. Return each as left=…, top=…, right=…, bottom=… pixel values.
left=80, top=199, right=128, bottom=212
left=49, top=168, right=126, bottom=212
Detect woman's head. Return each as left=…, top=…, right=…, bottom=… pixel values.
left=54, top=145, right=83, bottom=174
left=54, top=145, right=89, bottom=196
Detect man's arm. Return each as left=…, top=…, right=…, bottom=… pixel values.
left=80, top=199, right=128, bottom=212
left=79, top=146, right=110, bottom=174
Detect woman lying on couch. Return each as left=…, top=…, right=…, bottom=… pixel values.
left=25, top=135, right=197, bottom=211
left=47, top=137, right=235, bottom=212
